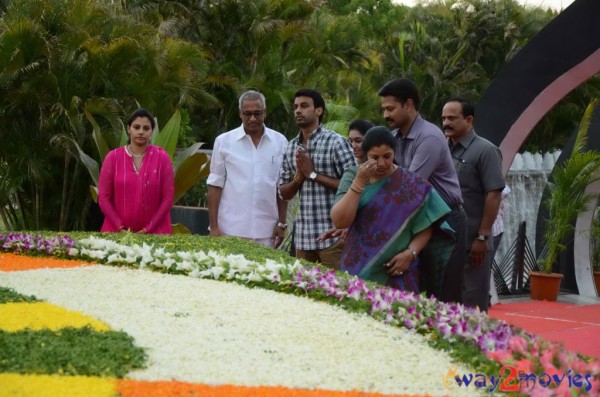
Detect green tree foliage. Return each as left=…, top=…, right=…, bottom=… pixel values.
left=0, top=0, right=212, bottom=231
left=77, top=109, right=209, bottom=205
left=1, top=0, right=598, bottom=232
left=125, top=0, right=320, bottom=139
left=123, top=0, right=594, bottom=147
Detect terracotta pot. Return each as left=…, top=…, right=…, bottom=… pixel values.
left=529, top=271, right=564, bottom=301
left=594, top=271, right=600, bottom=296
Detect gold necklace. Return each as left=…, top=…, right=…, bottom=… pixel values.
left=127, top=145, right=147, bottom=159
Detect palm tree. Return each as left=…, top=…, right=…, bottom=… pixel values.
left=0, top=0, right=213, bottom=231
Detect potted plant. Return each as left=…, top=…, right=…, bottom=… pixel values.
left=532, top=99, right=600, bottom=300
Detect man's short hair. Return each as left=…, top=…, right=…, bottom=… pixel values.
left=239, top=90, right=266, bottom=110
left=294, top=88, right=326, bottom=123
left=378, top=78, right=420, bottom=111
left=445, top=96, right=475, bottom=118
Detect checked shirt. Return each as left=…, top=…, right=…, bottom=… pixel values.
left=280, top=126, right=355, bottom=250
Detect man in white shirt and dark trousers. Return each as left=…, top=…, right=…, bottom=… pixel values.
left=207, top=90, right=289, bottom=247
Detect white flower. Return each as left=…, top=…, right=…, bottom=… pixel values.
left=266, top=273, right=281, bottom=283
left=163, top=258, right=176, bottom=268
left=246, top=271, right=264, bottom=282
left=264, top=260, right=285, bottom=274
left=197, top=270, right=213, bottom=278
left=176, top=251, right=193, bottom=262
left=210, top=266, right=225, bottom=279
left=107, top=253, right=124, bottom=263
left=88, top=250, right=107, bottom=260
left=192, top=251, right=210, bottom=262
left=139, top=243, right=154, bottom=263
left=176, top=260, right=193, bottom=272
left=150, top=259, right=165, bottom=269
left=226, top=254, right=254, bottom=273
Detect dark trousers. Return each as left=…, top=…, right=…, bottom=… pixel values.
left=463, top=237, right=494, bottom=312
left=438, top=206, right=467, bottom=304
left=296, top=239, right=344, bottom=270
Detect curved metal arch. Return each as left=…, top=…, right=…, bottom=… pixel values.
left=475, top=0, right=600, bottom=173
left=474, top=0, right=600, bottom=294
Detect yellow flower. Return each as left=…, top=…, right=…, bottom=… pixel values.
left=0, top=302, right=110, bottom=332
left=0, top=373, right=115, bottom=397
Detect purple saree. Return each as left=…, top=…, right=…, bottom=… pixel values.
left=340, top=168, right=451, bottom=293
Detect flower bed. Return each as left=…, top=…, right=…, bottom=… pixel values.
left=0, top=284, right=146, bottom=387
left=1, top=265, right=473, bottom=396
left=1, top=232, right=599, bottom=396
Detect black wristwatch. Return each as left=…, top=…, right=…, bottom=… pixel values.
left=476, top=234, right=489, bottom=241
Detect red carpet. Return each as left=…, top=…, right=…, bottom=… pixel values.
left=489, top=301, right=600, bottom=360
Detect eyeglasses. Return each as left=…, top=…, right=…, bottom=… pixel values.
left=241, top=111, right=265, bottom=118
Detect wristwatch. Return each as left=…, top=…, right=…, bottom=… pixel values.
left=476, top=234, right=489, bottom=241
left=277, top=222, right=288, bottom=229
left=309, top=171, right=318, bottom=180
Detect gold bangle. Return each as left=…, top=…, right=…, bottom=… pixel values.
left=349, top=187, right=362, bottom=195
left=293, top=174, right=303, bottom=184
left=351, top=182, right=365, bottom=191
left=351, top=183, right=364, bottom=192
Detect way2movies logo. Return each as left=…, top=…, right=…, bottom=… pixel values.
left=442, top=365, right=593, bottom=393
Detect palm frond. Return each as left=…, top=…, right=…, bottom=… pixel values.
left=541, top=99, right=600, bottom=272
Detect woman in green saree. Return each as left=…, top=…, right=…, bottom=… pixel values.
left=331, top=127, right=453, bottom=293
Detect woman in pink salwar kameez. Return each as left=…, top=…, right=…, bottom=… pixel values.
left=98, top=109, right=174, bottom=234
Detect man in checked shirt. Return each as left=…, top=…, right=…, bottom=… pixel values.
left=279, top=89, right=356, bottom=269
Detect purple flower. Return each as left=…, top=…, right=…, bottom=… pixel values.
left=404, top=318, right=416, bottom=329
left=477, top=333, right=499, bottom=353
left=438, top=323, right=452, bottom=338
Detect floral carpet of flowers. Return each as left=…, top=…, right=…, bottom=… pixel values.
left=1, top=233, right=600, bottom=396
left=1, top=265, right=475, bottom=396
left=0, top=300, right=110, bottom=332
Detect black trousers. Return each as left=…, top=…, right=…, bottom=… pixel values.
left=438, top=206, right=467, bottom=304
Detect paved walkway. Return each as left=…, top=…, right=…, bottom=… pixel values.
left=488, top=294, right=600, bottom=360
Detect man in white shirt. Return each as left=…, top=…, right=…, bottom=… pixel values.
left=207, top=90, right=289, bottom=247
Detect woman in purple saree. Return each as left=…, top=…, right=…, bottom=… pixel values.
left=331, top=127, right=453, bottom=294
